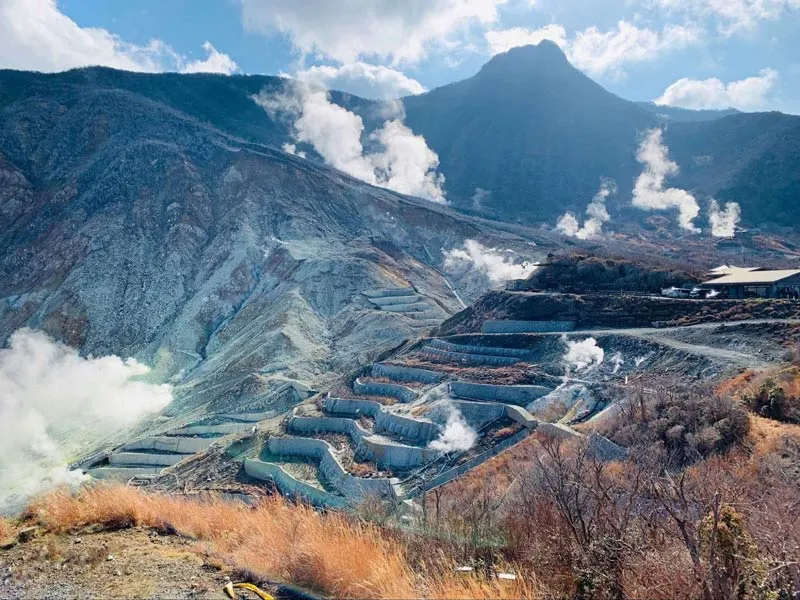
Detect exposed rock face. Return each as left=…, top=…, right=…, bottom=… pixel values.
left=0, top=71, right=539, bottom=412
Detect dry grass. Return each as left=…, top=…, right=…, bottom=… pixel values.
left=24, top=485, right=539, bottom=599
left=0, top=517, right=16, bottom=541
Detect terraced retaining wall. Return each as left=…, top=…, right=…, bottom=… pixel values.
left=108, top=452, right=186, bottom=467
left=450, top=381, right=552, bottom=405
left=323, top=397, right=382, bottom=418
left=353, top=378, right=417, bottom=403
left=376, top=412, right=440, bottom=444
left=449, top=400, right=506, bottom=430
left=369, top=296, right=421, bottom=307
left=89, top=466, right=163, bottom=480
left=244, top=459, right=349, bottom=509
left=288, top=416, right=437, bottom=469
left=481, top=320, right=576, bottom=333
left=363, top=288, right=416, bottom=298
left=372, top=363, right=444, bottom=384
left=323, top=397, right=441, bottom=444
left=120, top=436, right=215, bottom=455
left=427, top=339, right=531, bottom=358
left=267, top=437, right=396, bottom=500
left=421, top=347, right=520, bottom=366
left=171, top=423, right=250, bottom=436
left=379, top=303, right=426, bottom=313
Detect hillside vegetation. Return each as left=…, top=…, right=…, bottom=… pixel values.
left=3, top=486, right=535, bottom=599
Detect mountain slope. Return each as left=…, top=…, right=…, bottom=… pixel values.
left=402, top=41, right=800, bottom=229
left=0, top=72, right=540, bottom=411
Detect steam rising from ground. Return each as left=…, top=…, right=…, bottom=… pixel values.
left=610, top=352, right=625, bottom=374
left=443, top=240, right=538, bottom=286
left=557, top=178, right=617, bottom=239
left=633, top=129, right=700, bottom=233
left=708, top=199, right=741, bottom=238
left=429, top=404, right=477, bottom=453
left=0, top=329, right=171, bottom=513
left=252, top=82, right=446, bottom=203
left=563, top=337, right=605, bottom=372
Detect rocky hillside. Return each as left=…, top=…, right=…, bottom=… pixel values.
left=0, top=72, right=540, bottom=412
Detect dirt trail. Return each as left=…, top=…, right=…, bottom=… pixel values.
left=456, top=319, right=800, bottom=368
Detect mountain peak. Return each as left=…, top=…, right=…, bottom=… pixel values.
left=482, top=40, right=571, bottom=74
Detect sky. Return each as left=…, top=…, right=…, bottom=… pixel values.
left=0, top=0, right=798, bottom=114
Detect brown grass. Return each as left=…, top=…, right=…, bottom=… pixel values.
left=0, top=517, right=15, bottom=541
left=24, top=485, right=539, bottom=599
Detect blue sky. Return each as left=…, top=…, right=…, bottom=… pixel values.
left=1, top=0, right=798, bottom=113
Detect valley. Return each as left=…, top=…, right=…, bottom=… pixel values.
left=2, top=37, right=800, bottom=600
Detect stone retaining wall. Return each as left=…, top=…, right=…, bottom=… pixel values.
left=171, top=423, right=250, bottom=436
left=363, top=288, right=416, bottom=298
left=353, top=378, right=417, bottom=403
left=267, top=437, right=396, bottom=500
left=449, top=400, right=506, bottom=430
left=244, top=459, right=349, bottom=509
left=323, top=397, right=441, bottom=445
left=120, top=436, right=214, bottom=455
left=379, top=303, right=426, bottom=313
left=108, top=452, right=186, bottom=467
left=323, top=397, right=382, bottom=418
left=450, top=381, right=551, bottom=405
left=376, top=412, right=440, bottom=444
left=369, top=296, right=422, bottom=307
left=428, top=338, right=531, bottom=358
left=372, top=363, right=444, bottom=384
left=88, top=466, right=163, bottom=480
left=481, top=320, right=576, bottom=333
left=420, top=347, right=520, bottom=366
left=288, top=415, right=436, bottom=469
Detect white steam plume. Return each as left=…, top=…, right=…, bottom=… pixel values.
left=252, top=82, right=446, bottom=203
left=557, top=178, right=617, bottom=239
left=443, top=239, right=538, bottom=286
left=610, top=352, right=624, bottom=374
left=429, top=404, right=477, bottom=453
left=708, top=199, right=741, bottom=238
left=564, top=337, right=605, bottom=372
left=0, top=329, right=171, bottom=513
left=633, top=129, right=700, bottom=233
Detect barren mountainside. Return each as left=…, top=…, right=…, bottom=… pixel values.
left=0, top=73, right=541, bottom=411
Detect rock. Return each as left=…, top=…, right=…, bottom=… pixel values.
left=16, top=527, right=39, bottom=543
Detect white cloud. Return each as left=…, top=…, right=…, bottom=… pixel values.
left=648, top=0, right=800, bottom=35
left=253, top=82, right=446, bottom=202
left=655, top=68, right=778, bottom=110
left=485, top=24, right=567, bottom=55
left=633, top=128, right=701, bottom=232
left=570, top=20, right=700, bottom=78
left=485, top=20, right=700, bottom=77
left=295, top=62, right=425, bottom=99
left=0, top=329, right=171, bottom=513
left=181, top=41, right=239, bottom=75
left=443, top=239, right=537, bottom=286
left=240, top=0, right=507, bottom=64
left=0, top=0, right=236, bottom=74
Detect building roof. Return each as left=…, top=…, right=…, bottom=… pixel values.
left=701, top=269, right=800, bottom=286
left=707, top=265, right=763, bottom=276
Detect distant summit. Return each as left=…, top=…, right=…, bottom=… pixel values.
left=402, top=43, right=800, bottom=228
left=481, top=40, right=571, bottom=72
